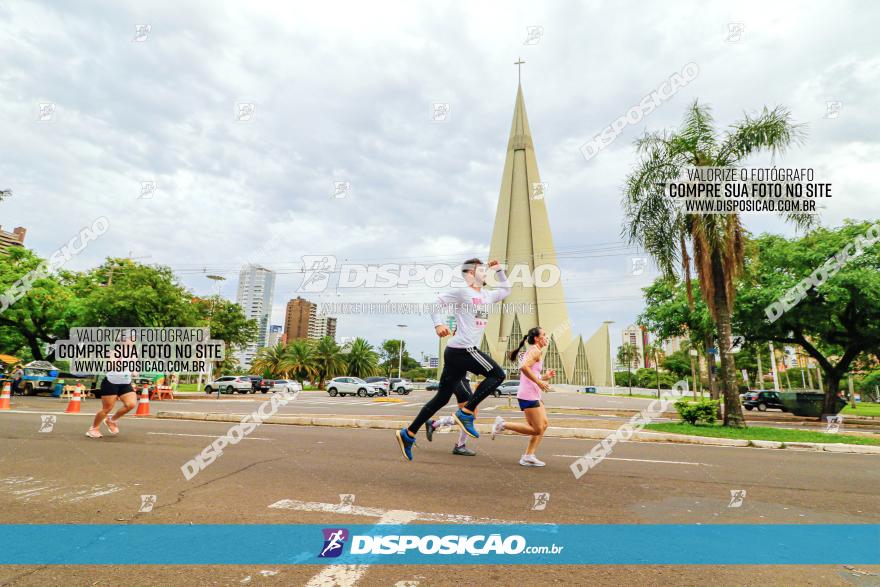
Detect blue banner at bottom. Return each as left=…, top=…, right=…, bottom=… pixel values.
left=0, top=524, right=877, bottom=565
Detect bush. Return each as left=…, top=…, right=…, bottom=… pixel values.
left=674, top=398, right=720, bottom=425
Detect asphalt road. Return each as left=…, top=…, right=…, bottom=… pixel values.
left=1, top=407, right=879, bottom=586
left=10, top=390, right=880, bottom=433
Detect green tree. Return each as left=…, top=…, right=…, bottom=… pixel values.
left=285, top=339, right=319, bottom=387
left=313, top=336, right=346, bottom=389
left=616, top=342, right=640, bottom=395
left=734, top=220, right=880, bottom=415
left=345, top=337, right=379, bottom=378
left=72, top=258, right=200, bottom=328
left=251, top=343, right=291, bottom=378
left=0, top=247, right=77, bottom=359
left=623, top=100, right=812, bottom=427
left=194, top=295, right=258, bottom=358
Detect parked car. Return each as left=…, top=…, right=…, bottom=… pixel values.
left=326, top=377, right=386, bottom=397
left=365, top=377, right=391, bottom=393
left=492, top=380, right=520, bottom=397
left=269, top=379, right=303, bottom=394
left=389, top=378, right=413, bottom=395
left=205, top=375, right=253, bottom=394
left=258, top=378, right=274, bottom=393
left=581, top=386, right=598, bottom=394
left=426, top=380, right=439, bottom=391
left=18, top=361, right=59, bottom=396
left=238, top=375, right=263, bottom=393
left=743, top=390, right=787, bottom=412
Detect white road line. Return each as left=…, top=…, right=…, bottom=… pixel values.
left=552, top=455, right=710, bottom=466
left=268, top=499, right=525, bottom=524
left=305, top=509, right=418, bottom=587
left=146, top=432, right=272, bottom=440
left=281, top=499, right=524, bottom=587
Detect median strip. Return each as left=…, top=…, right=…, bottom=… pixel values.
left=155, top=412, right=880, bottom=454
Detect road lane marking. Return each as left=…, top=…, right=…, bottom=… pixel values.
left=146, top=432, right=272, bottom=441
left=281, top=498, right=525, bottom=587
left=268, top=499, right=525, bottom=524
left=305, top=509, right=418, bottom=587
left=552, top=455, right=711, bottom=466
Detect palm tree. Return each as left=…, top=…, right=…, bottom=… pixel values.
left=623, top=100, right=813, bottom=427
left=345, top=337, right=380, bottom=378
left=616, top=343, right=640, bottom=396
left=284, top=338, right=319, bottom=388
left=251, top=343, right=290, bottom=378
left=645, top=342, right=665, bottom=397
left=313, top=336, right=346, bottom=390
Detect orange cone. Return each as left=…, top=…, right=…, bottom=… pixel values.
left=0, top=381, right=11, bottom=410
left=64, top=387, right=82, bottom=413
left=135, top=385, right=150, bottom=416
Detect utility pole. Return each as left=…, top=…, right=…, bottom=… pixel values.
left=396, top=325, right=408, bottom=380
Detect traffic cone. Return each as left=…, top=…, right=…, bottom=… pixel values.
left=0, top=381, right=11, bottom=410
left=64, top=387, right=82, bottom=414
left=135, top=385, right=150, bottom=416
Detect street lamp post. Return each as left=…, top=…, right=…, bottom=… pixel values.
left=396, top=325, right=408, bottom=382
left=202, top=275, right=226, bottom=399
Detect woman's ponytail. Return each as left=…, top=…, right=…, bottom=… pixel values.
left=508, top=334, right=528, bottom=362
left=508, top=326, right=543, bottom=362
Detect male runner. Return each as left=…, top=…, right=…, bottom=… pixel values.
left=395, top=258, right=510, bottom=461
left=424, top=377, right=476, bottom=456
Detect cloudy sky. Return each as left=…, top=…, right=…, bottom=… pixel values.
left=2, top=0, right=878, bottom=360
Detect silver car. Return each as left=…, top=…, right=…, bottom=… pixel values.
left=269, top=379, right=303, bottom=394
left=205, top=375, right=253, bottom=394
left=326, top=377, right=385, bottom=397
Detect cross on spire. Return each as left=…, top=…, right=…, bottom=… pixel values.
left=514, top=57, right=525, bottom=85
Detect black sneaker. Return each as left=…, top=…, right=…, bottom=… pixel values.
left=452, top=444, right=476, bottom=456
left=425, top=420, right=435, bottom=442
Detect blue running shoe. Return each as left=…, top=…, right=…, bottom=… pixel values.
left=453, top=408, right=480, bottom=438
left=396, top=428, right=415, bottom=461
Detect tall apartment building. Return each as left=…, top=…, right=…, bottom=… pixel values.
left=621, top=324, right=653, bottom=369
left=309, top=315, right=337, bottom=341
left=284, top=297, right=314, bottom=340
left=235, top=264, right=276, bottom=367
left=284, top=297, right=337, bottom=341
left=0, top=225, right=26, bottom=253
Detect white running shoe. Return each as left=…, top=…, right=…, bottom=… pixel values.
left=518, top=454, right=545, bottom=467
left=491, top=416, right=505, bottom=440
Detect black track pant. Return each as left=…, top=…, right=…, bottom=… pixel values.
left=408, top=346, right=506, bottom=433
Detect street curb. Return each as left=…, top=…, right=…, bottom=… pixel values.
left=154, top=412, right=880, bottom=454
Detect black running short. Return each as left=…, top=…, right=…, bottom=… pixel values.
left=97, top=378, right=134, bottom=397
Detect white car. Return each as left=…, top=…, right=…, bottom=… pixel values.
left=205, top=375, right=253, bottom=394
left=326, top=377, right=385, bottom=397
left=270, top=379, right=303, bottom=394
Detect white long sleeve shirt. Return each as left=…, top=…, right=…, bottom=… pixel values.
left=430, top=270, right=511, bottom=349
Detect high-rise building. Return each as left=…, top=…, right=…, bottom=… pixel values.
left=235, top=264, right=276, bottom=367
left=0, top=225, right=26, bottom=253
left=621, top=325, right=647, bottom=370
left=284, top=297, right=314, bottom=340
left=284, top=297, right=337, bottom=341
left=309, top=315, right=337, bottom=341
left=267, top=324, right=283, bottom=347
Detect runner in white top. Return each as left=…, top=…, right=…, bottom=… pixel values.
left=395, top=258, right=511, bottom=461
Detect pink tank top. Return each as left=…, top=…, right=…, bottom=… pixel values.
left=516, top=352, right=543, bottom=401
